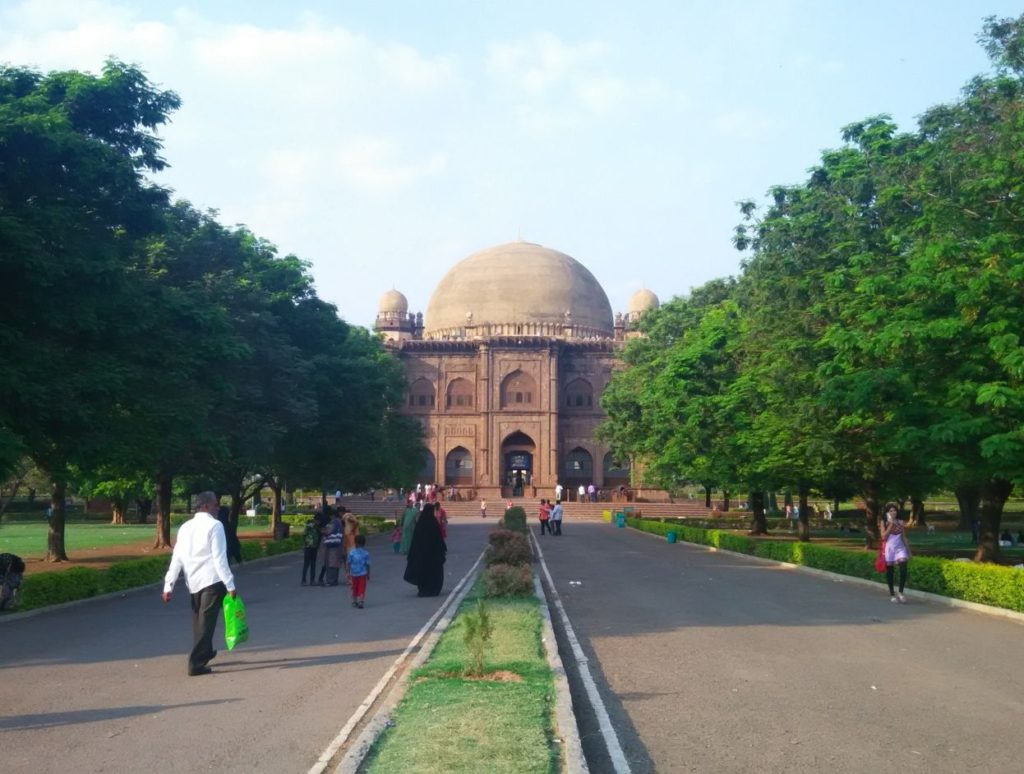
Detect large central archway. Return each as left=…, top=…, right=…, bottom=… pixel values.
left=501, top=431, right=536, bottom=497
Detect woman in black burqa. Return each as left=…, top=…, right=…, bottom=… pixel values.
left=403, top=503, right=446, bottom=596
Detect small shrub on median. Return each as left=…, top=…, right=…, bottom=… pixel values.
left=486, top=530, right=531, bottom=567
left=483, top=563, right=533, bottom=597
left=500, top=506, right=528, bottom=534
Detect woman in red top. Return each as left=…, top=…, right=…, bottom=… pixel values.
left=538, top=499, right=552, bottom=536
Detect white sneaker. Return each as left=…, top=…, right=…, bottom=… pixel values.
left=890, top=596, right=899, bottom=603
left=897, top=594, right=906, bottom=604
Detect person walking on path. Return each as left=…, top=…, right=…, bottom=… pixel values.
left=162, top=491, right=237, bottom=677
left=550, top=500, right=564, bottom=536
left=400, top=500, right=418, bottom=553
left=341, top=508, right=358, bottom=585
left=347, top=534, right=371, bottom=608
left=301, top=510, right=325, bottom=585
left=320, top=509, right=344, bottom=586
left=881, top=501, right=911, bottom=603
left=404, top=502, right=446, bottom=597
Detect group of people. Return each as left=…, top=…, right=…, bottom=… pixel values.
left=301, top=505, right=364, bottom=592
left=552, top=482, right=599, bottom=503
left=537, top=499, right=564, bottom=536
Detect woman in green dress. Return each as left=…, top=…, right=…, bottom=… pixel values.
left=400, top=500, right=418, bottom=554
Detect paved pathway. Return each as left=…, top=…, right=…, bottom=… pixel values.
left=0, top=522, right=491, bottom=773
left=537, top=521, right=1024, bottom=773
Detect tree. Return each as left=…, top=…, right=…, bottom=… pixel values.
left=0, top=61, right=180, bottom=560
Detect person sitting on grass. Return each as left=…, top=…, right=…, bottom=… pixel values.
left=347, top=534, right=371, bottom=609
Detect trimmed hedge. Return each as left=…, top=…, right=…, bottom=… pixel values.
left=12, top=534, right=304, bottom=613
left=614, top=514, right=1024, bottom=613
left=500, top=506, right=528, bottom=534
left=482, top=563, right=534, bottom=597
left=486, top=530, right=532, bottom=567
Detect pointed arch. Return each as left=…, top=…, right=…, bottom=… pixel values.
left=445, top=377, right=475, bottom=411
left=564, top=378, right=594, bottom=409
left=500, top=369, right=538, bottom=409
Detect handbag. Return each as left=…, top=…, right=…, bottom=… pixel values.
left=874, top=540, right=887, bottom=573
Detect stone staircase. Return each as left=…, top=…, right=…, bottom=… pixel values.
left=337, top=496, right=719, bottom=521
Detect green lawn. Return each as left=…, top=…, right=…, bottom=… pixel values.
left=0, top=520, right=271, bottom=560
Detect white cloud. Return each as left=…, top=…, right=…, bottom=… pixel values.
left=486, top=31, right=667, bottom=132
left=335, top=137, right=447, bottom=192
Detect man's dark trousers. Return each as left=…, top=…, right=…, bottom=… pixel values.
left=189, top=582, right=226, bottom=674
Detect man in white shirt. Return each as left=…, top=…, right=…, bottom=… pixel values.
left=550, top=501, right=563, bottom=536
left=554, top=483, right=563, bottom=504
left=163, top=491, right=237, bottom=676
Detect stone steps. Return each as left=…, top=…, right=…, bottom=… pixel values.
left=337, top=497, right=723, bottom=520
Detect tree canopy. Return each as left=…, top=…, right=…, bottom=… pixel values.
left=601, top=14, right=1024, bottom=561
left=0, top=60, right=423, bottom=559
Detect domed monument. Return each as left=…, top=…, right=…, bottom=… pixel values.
left=375, top=241, right=656, bottom=500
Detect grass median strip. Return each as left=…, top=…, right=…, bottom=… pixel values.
left=363, top=582, right=558, bottom=773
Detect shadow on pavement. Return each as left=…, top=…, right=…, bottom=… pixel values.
left=0, top=698, right=239, bottom=731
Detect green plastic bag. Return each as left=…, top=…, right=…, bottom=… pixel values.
left=222, top=594, right=249, bottom=650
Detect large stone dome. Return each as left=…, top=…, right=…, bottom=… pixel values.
left=424, top=242, right=613, bottom=340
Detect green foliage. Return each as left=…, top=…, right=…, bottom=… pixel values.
left=18, top=567, right=104, bottom=609
left=11, top=534, right=303, bottom=612
left=625, top=516, right=1024, bottom=612
left=486, top=529, right=532, bottom=567
left=483, top=563, right=534, bottom=597
left=462, top=599, right=494, bottom=677
left=500, top=506, right=528, bottom=534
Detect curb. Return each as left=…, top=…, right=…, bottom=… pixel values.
left=627, top=526, right=1024, bottom=626
left=533, top=572, right=589, bottom=773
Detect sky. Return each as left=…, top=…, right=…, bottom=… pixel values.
left=2, top=1, right=1021, bottom=330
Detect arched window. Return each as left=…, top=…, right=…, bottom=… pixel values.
left=603, top=452, right=630, bottom=483
left=444, top=446, right=474, bottom=485
left=564, top=379, right=594, bottom=410
left=445, top=377, right=475, bottom=410
left=408, top=378, right=435, bottom=409
left=500, top=370, right=538, bottom=409
left=564, top=447, right=594, bottom=479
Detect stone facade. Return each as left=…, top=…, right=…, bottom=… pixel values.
left=376, top=242, right=655, bottom=499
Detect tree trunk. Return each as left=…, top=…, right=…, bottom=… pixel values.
left=704, top=486, right=712, bottom=509
left=135, top=497, right=153, bottom=524
left=27, top=487, right=36, bottom=504
left=270, top=479, right=283, bottom=537
left=229, top=480, right=244, bottom=531
left=833, top=496, right=840, bottom=516
left=861, top=479, right=881, bottom=549
left=722, top=491, right=730, bottom=512
left=110, top=499, right=126, bottom=525
left=955, top=485, right=981, bottom=531
left=749, top=490, right=767, bottom=535
left=908, top=496, right=926, bottom=527
left=46, top=480, right=69, bottom=562
left=798, top=487, right=810, bottom=542
left=153, top=472, right=173, bottom=549
left=974, top=478, right=1013, bottom=562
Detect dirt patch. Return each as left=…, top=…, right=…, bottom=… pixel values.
left=20, top=535, right=272, bottom=576
left=434, top=670, right=524, bottom=683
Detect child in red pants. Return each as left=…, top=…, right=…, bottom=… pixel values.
left=347, top=534, right=371, bottom=608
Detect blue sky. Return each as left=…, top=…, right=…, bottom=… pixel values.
left=1, top=1, right=1019, bottom=329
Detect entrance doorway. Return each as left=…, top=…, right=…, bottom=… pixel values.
left=501, top=431, right=536, bottom=497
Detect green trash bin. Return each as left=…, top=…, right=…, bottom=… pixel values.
left=667, top=530, right=677, bottom=544
left=615, top=512, right=626, bottom=528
